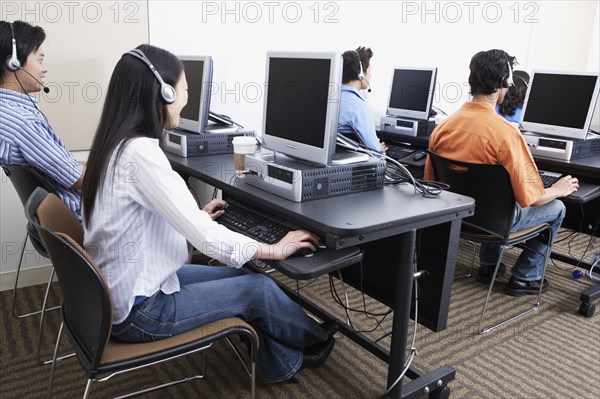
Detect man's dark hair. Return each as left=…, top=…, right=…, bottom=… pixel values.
left=0, top=20, right=46, bottom=83
left=342, top=46, right=373, bottom=84
left=468, top=49, right=517, bottom=96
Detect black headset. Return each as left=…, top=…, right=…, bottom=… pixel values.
left=354, top=50, right=365, bottom=81
left=124, top=48, right=176, bottom=104
left=5, top=22, right=21, bottom=72
left=4, top=22, right=50, bottom=93
left=504, top=60, right=514, bottom=88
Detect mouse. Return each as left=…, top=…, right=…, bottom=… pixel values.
left=413, top=151, right=427, bottom=162
left=291, top=247, right=315, bottom=257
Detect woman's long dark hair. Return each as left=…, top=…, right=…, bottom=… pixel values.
left=82, top=44, right=183, bottom=226
left=499, top=70, right=530, bottom=117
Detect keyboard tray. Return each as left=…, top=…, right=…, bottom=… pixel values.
left=266, top=247, right=363, bottom=280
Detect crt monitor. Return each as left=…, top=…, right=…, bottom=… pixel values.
left=262, top=51, right=342, bottom=166
left=520, top=70, right=600, bottom=140
left=177, top=55, right=213, bottom=133
left=386, top=67, right=437, bottom=120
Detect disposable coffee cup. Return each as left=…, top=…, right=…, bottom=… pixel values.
left=232, top=136, right=257, bottom=172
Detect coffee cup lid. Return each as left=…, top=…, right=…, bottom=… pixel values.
left=232, top=136, right=256, bottom=145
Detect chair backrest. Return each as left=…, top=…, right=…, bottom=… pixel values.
left=427, top=151, right=516, bottom=240
left=3, top=165, right=58, bottom=255
left=24, top=186, right=84, bottom=246
left=25, top=187, right=111, bottom=369
left=2, top=165, right=55, bottom=205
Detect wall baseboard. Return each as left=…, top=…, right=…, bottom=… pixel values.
left=0, top=263, right=55, bottom=292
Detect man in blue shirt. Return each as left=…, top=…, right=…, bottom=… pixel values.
left=1, top=20, right=84, bottom=219
left=338, top=46, right=387, bottom=154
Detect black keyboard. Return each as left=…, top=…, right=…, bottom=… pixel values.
left=216, top=198, right=297, bottom=244
left=386, top=144, right=414, bottom=160
left=539, top=170, right=562, bottom=188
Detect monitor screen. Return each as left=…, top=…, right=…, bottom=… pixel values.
left=520, top=70, right=600, bottom=140
left=262, top=51, right=342, bottom=166
left=387, top=67, right=437, bottom=120
left=177, top=55, right=213, bottom=133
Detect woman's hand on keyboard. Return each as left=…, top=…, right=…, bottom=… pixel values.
left=255, top=230, right=319, bottom=260
left=202, top=199, right=228, bottom=220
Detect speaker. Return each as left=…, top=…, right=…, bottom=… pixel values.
left=125, top=48, right=176, bottom=104
left=5, top=22, right=21, bottom=72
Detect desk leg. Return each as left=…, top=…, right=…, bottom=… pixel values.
left=385, top=230, right=416, bottom=398
left=384, top=229, right=456, bottom=399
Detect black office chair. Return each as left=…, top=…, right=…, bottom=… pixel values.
left=427, top=152, right=553, bottom=334
left=2, top=165, right=65, bottom=363
left=25, top=187, right=259, bottom=398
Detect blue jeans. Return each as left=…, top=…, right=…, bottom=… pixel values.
left=111, top=265, right=329, bottom=382
left=480, top=199, right=566, bottom=281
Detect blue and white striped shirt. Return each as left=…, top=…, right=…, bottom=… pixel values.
left=0, top=88, right=83, bottom=219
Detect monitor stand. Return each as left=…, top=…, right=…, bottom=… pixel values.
left=204, top=124, right=240, bottom=134
left=331, top=151, right=370, bottom=165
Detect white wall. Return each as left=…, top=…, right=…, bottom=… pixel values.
left=1, top=0, right=148, bottom=290
left=587, top=5, right=600, bottom=132
left=2, top=0, right=599, bottom=290
left=148, top=0, right=599, bottom=132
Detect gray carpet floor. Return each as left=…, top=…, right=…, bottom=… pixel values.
left=1, top=229, right=599, bottom=398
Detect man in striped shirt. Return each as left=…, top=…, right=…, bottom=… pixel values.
left=1, top=20, right=84, bottom=219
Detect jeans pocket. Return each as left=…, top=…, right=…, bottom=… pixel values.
left=112, top=323, right=158, bottom=343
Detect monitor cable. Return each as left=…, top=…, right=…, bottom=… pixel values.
left=588, top=252, right=600, bottom=283
left=328, top=262, right=393, bottom=335
left=336, top=134, right=447, bottom=198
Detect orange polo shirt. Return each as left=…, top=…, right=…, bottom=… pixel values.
left=424, top=102, right=545, bottom=208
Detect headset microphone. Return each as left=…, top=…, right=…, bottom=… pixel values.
left=14, top=65, right=50, bottom=93
left=5, top=22, right=49, bottom=93
left=364, top=78, right=372, bottom=93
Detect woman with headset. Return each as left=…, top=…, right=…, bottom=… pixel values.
left=338, top=46, right=388, bottom=154
left=82, top=44, right=336, bottom=383
left=497, top=69, right=530, bottom=124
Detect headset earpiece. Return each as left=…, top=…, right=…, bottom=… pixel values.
left=354, top=50, right=365, bottom=81
left=5, top=22, right=21, bottom=72
left=504, top=60, right=514, bottom=88
left=125, top=48, right=176, bottom=104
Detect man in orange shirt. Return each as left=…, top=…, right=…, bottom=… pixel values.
left=424, top=49, right=579, bottom=296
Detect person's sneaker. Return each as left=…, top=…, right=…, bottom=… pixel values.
left=476, top=263, right=506, bottom=284
left=504, top=276, right=550, bottom=297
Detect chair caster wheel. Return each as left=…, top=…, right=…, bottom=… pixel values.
left=429, top=385, right=450, bottom=399
left=579, top=302, right=595, bottom=317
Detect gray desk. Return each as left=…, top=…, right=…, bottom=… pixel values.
left=167, top=151, right=475, bottom=399
left=530, top=155, right=600, bottom=317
